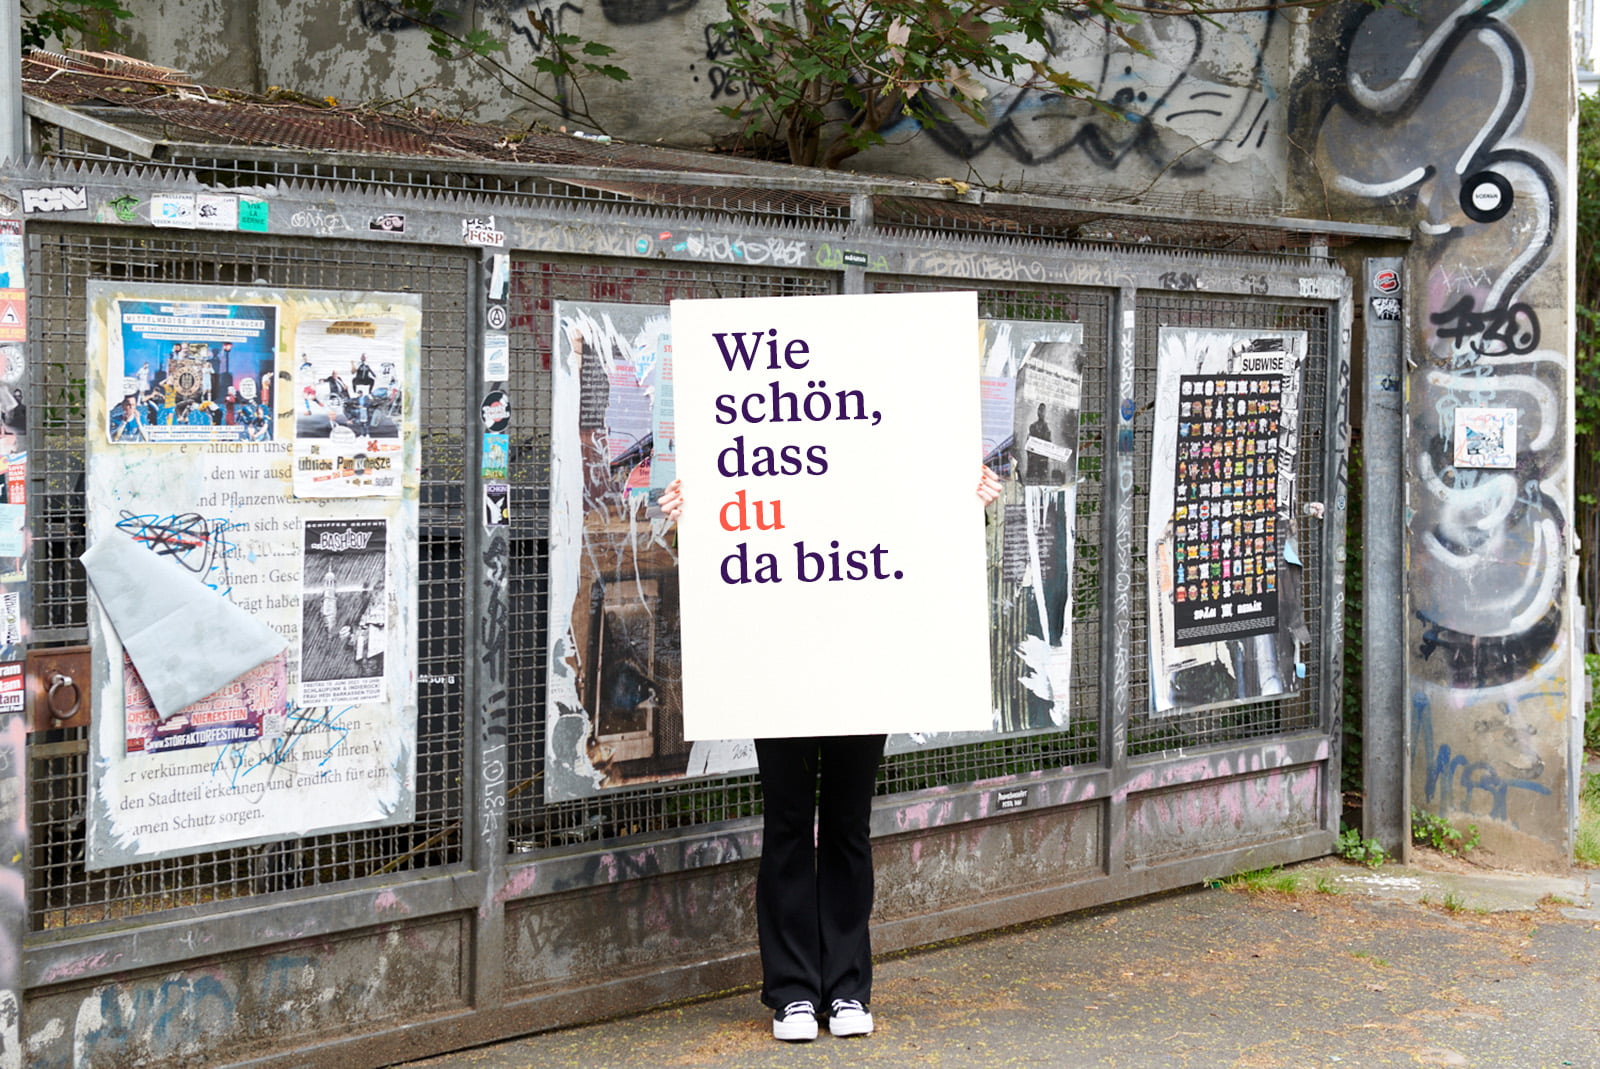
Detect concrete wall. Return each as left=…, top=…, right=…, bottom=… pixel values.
left=115, top=2, right=1303, bottom=202
left=1296, top=0, right=1578, bottom=864
left=115, top=0, right=258, bottom=91
left=105, top=0, right=1580, bottom=860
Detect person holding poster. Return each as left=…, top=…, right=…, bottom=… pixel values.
left=659, top=465, right=1003, bottom=1042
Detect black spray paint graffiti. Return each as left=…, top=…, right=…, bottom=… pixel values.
left=901, top=9, right=1280, bottom=173
left=692, top=23, right=752, bottom=102
left=600, top=0, right=696, bottom=24
left=115, top=510, right=240, bottom=593
left=1428, top=296, right=1539, bottom=357
left=359, top=0, right=689, bottom=33
left=359, top=0, right=590, bottom=117
left=1317, top=0, right=1568, bottom=836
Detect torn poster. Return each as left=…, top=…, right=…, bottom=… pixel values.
left=84, top=281, right=421, bottom=869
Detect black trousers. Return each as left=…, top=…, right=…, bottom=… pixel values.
left=755, top=733, right=887, bottom=1011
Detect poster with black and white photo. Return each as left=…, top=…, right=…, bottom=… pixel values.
left=981, top=324, right=1083, bottom=733
left=1015, top=342, right=1082, bottom=486
left=300, top=518, right=390, bottom=705
left=1147, top=329, right=1306, bottom=715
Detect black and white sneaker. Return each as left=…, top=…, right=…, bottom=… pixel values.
left=827, top=999, right=874, bottom=1037
left=772, top=1000, right=818, bottom=1042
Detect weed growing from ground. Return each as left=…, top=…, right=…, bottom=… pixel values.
left=1336, top=825, right=1389, bottom=867
left=1577, top=773, right=1600, bottom=867
left=1412, top=808, right=1480, bottom=858
left=1209, top=866, right=1341, bottom=896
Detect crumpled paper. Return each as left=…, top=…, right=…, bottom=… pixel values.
left=81, top=531, right=287, bottom=721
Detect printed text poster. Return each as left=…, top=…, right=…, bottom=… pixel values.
left=672, top=292, right=991, bottom=740
left=545, top=305, right=1084, bottom=800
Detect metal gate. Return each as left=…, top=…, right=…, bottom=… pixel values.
left=4, top=148, right=1357, bottom=1067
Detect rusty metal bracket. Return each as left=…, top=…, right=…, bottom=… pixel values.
left=26, top=645, right=91, bottom=731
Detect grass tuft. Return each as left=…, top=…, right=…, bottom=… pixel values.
left=1577, top=772, right=1600, bottom=867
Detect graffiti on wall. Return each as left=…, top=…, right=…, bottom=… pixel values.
left=359, top=0, right=701, bottom=115
left=1314, top=0, right=1567, bottom=835
left=881, top=8, right=1283, bottom=174
left=358, top=0, right=591, bottom=117
left=25, top=921, right=461, bottom=1067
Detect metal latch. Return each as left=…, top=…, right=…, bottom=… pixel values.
left=26, top=645, right=91, bottom=731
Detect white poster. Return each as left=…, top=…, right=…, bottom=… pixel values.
left=671, top=292, right=991, bottom=740
left=83, top=282, right=422, bottom=868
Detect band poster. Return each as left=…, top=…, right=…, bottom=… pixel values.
left=106, top=297, right=277, bottom=443
left=83, top=281, right=422, bottom=869
left=292, top=317, right=406, bottom=497
left=1147, top=328, right=1307, bottom=716
left=300, top=518, right=390, bottom=705
left=546, top=301, right=1084, bottom=802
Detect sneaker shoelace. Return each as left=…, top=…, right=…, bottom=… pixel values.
left=781, top=1001, right=815, bottom=1020
left=831, top=999, right=865, bottom=1016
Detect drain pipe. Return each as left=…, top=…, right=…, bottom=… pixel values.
left=0, top=0, right=24, bottom=164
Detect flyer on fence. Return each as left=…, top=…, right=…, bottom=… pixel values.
left=104, top=297, right=278, bottom=443
left=1146, top=328, right=1307, bottom=715
left=299, top=518, right=390, bottom=705
left=291, top=316, right=406, bottom=497
left=123, top=651, right=287, bottom=755
left=83, top=281, right=422, bottom=869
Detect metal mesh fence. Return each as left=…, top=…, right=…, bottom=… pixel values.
left=503, top=267, right=1108, bottom=853
left=503, top=260, right=836, bottom=852
left=871, top=196, right=1345, bottom=257
left=870, top=277, right=1108, bottom=785
left=1127, top=294, right=1329, bottom=754
left=24, top=227, right=470, bottom=930
left=19, top=222, right=1336, bottom=910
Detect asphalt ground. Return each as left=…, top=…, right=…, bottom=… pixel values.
left=400, top=857, right=1600, bottom=1069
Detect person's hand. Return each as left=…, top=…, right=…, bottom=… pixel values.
left=976, top=465, right=1002, bottom=505
left=659, top=477, right=684, bottom=523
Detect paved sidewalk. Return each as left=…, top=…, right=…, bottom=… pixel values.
left=400, top=857, right=1600, bottom=1068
